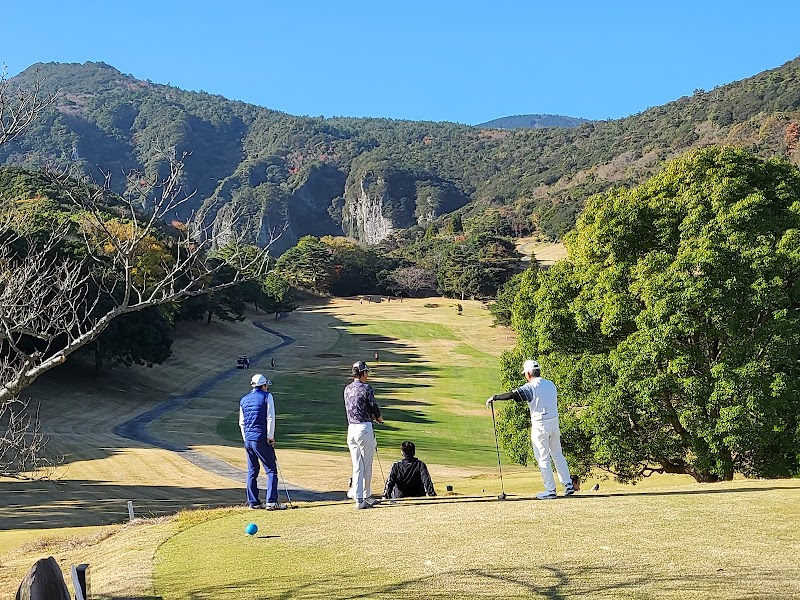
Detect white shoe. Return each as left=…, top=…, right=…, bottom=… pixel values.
left=564, top=483, right=575, bottom=496
left=355, top=501, right=373, bottom=510
left=536, top=490, right=558, bottom=500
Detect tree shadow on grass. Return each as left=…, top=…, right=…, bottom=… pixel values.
left=570, top=484, right=800, bottom=499
left=158, top=563, right=800, bottom=600
left=0, top=480, right=243, bottom=531
left=97, top=562, right=800, bottom=599
left=98, top=597, right=162, bottom=600
left=148, top=566, right=647, bottom=600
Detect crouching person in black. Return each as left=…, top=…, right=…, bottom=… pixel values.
left=383, top=441, right=436, bottom=499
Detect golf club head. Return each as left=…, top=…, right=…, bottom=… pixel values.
left=498, top=493, right=507, bottom=500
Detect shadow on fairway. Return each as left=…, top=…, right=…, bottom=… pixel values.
left=0, top=479, right=243, bottom=531
left=156, top=566, right=648, bottom=599
left=277, top=494, right=536, bottom=512
left=163, top=562, right=800, bottom=599
left=568, top=484, right=800, bottom=499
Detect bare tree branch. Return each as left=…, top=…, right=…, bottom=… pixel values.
left=389, top=266, right=436, bottom=297
left=0, top=148, right=275, bottom=405
left=0, top=72, right=283, bottom=477
left=0, top=65, right=57, bottom=147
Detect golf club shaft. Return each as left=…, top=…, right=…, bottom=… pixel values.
left=275, top=459, right=293, bottom=508
left=374, top=436, right=386, bottom=491
left=490, top=402, right=506, bottom=496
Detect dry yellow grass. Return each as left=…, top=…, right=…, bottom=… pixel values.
left=1, top=298, right=513, bottom=590
left=148, top=298, right=513, bottom=490
left=516, top=237, right=568, bottom=268
left=0, top=518, right=175, bottom=599
left=0, top=316, right=280, bottom=557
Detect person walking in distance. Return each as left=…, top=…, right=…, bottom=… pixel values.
left=345, top=361, right=384, bottom=509
left=486, top=360, right=575, bottom=499
left=239, top=374, right=286, bottom=509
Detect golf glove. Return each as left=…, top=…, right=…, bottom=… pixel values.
left=486, top=397, right=494, bottom=409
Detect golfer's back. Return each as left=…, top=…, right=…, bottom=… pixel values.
left=520, top=377, right=558, bottom=422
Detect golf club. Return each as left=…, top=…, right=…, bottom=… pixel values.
left=490, top=402, right=507, bottom=500
left=374, top=435, right=387, bottom=491
left=275, top=459, right=294, bottom=509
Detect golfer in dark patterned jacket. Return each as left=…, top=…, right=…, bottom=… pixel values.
left=344, top=360, right=384, bottom=509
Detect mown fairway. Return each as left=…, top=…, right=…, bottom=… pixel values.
left=217, top=299, right=506, bottom=467
left=0, top=316, right=284, bottom=561
left=147, top=298, right=519, bottom=496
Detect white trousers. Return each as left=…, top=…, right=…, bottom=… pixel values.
left=531, top=418, right=572, bottom=493
left=347, top=422, right=375, bottom=503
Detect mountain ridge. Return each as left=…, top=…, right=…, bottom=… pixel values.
left=5, top=56, right=800, bottom=250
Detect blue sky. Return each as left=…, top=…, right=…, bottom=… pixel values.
left=3, top=1, right=799, bottom=124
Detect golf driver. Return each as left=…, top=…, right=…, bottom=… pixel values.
left=490, top=402, right=507, bottom=500
left=275, top=459, right=294, bottom=509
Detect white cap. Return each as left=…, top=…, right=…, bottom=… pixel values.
left=251, top=374, right=271, bottom=387
left=521, top=360, right=540, bottom=375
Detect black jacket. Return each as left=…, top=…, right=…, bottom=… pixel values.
left=384, top=457, right=436, bottom=498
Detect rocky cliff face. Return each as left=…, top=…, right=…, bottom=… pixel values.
left=340, top=168, right=471, bottom=244
left=341, top=172, right=398, bottom=244
left=196, top=162, right=347, bottom=254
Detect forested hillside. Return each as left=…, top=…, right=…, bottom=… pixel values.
left=476, top=114, right=589, bottom=129
left=4, top=57, right=800, bottom=251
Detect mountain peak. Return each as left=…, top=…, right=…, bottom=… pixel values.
left=13, top=61, right=138, bottom=94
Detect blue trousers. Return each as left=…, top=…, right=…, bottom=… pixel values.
left=244, top=439, right=278, bottom=506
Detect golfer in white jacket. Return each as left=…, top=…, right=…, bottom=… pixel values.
left=486, top=359, right=575, bottom=499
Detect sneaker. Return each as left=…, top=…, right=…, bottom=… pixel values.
left=249, top=504, right=264, bottom=510
left=266, top=503, right=288, bottom=511
left=536, top=490, right=558, bottom=500
left=363, top=497, right=381, bottom=506
left=564, top=483, right=575, bottom=496
left=355, top=501, right=373, bottom=510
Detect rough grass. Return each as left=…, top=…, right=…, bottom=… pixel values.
left=0, top=518, right=174, bottom=600
left=0, top=315, right=273, bottom=557
left=153, top=479, right=800, bottom=599
left=516, top=237, right=567, bottom=268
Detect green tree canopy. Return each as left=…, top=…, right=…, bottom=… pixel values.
left=273, top=235, right=336, bottom=294
left=261, top=271, right=296, bottom=315
left=498, top=147, right=800, bottom=483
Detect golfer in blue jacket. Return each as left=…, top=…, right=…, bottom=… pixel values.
left=239, top=374, right=286, bottom=510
